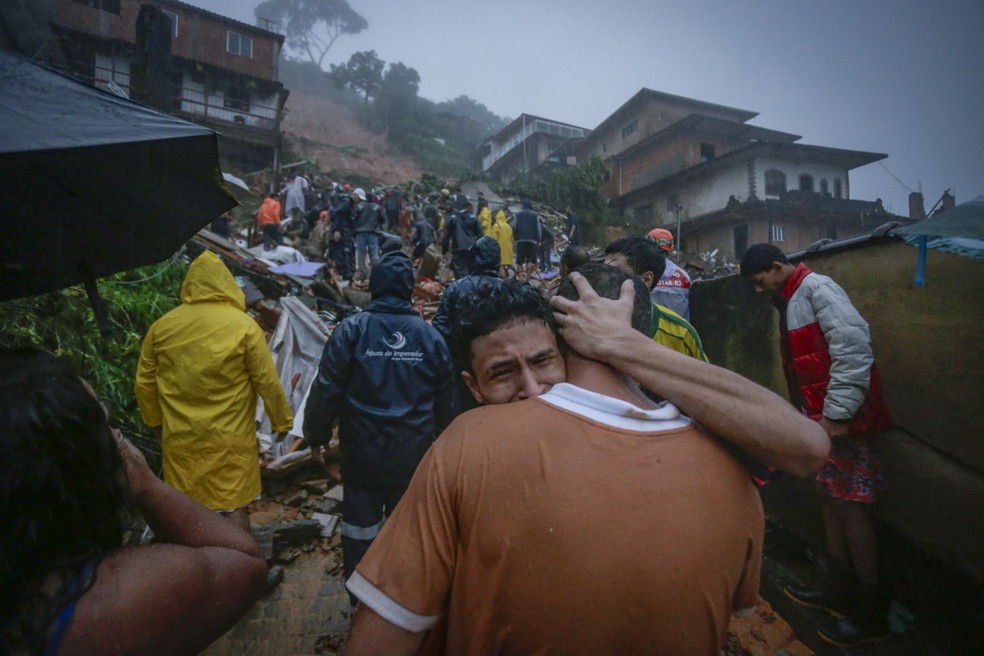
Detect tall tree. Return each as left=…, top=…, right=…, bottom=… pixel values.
left=375, top=61, right=420, bottom=135
left=254, top=0, right=367, bottom=69
left=436, top=95, right=510, bottom=136
left=328, top=49, right=384, bottom=104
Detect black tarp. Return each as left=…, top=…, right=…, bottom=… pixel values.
left=0, top=48, right=237, bottom=300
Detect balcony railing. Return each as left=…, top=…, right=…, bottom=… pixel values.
left=54, top=57, right=281, bottom=133
left=173, top=86, right=279, bottom=132
left=482, top=119, right=585, bottom=171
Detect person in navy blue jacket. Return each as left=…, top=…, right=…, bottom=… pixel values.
left=303, top=251, right=453, bottom=605
left=432, top=237, right=503, bottom=418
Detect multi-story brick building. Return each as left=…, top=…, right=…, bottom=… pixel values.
left=481, top=88, right=906, bottom=261
left=46, top=0, right=288, bottom=172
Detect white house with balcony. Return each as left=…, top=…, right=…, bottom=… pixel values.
left=478, top=113, right=589, bottom=183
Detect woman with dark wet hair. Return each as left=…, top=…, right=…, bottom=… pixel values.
left=0, top=348, right=268, bottom=656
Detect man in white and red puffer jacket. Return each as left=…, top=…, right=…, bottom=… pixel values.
left=741, top=242, right=893, bottom=649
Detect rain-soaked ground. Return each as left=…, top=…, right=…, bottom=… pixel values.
left=203, top=473, right=982, bottom=655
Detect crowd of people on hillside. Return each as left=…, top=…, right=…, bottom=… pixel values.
left=245, top=176, right=588, bottom=287
left=3, top=176, right=901, bottom=652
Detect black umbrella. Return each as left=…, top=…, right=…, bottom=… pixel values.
left=0, top=49, right=237, bottom=304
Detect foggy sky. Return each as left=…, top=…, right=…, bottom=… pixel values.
left=188, top=0, right=983, bottom=215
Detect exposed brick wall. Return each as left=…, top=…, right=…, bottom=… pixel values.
left=617, top=133, right=688, bottom=195
left=57, top=0, right=135, bottom=42
left=177, top=11, right=279, bottom=79
left=603, top=128, right=758, bottom=202
left=55, top=0, right=281, bottom=80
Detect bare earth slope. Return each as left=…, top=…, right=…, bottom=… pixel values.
left=281, top=89, right=422, bottom=184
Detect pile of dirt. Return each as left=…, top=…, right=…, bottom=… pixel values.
left=281, top=89, right=422, bottom=184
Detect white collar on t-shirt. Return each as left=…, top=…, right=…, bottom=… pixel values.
left=539, top=382, right=693, bottom=432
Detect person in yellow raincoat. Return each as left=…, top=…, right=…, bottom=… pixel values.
left=135, top=251, right=292, bottom=529
left=491, top=207, right=515, bottom=277
left=477, top=197, right=493, bottom=236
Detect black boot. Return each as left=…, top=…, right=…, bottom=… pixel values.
left=817, top=583, right=891, bottom=647
left=783, top=561, right=855, bottom=618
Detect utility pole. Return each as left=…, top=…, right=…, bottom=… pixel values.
left=674, top=204, right=683, bottom=252
left=522, top=115, right=528, bottom=173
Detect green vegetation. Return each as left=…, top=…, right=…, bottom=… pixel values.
left=327, top=49, right=384, bottom=104
left=0, top=259, right=189, bottom=472
left=396, top=135, right=470, bottom=179
left=504, top=157, right=615, bottom=244
left=283, top=45, right=508, bottom=179
left=280, top=26, right=608, bottom=223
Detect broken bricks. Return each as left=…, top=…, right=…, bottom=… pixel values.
left=271, top=518, right=322, bottom=545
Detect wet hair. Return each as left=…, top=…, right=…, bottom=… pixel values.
left=556, top=263, right=653, bottom=336
left=560, top=246, right=591, bottom=273
left=739, top=243, right=789, bottom=276
left=604, top=237, right=667, bottom=287
left=0, top=348, right=127, bottom=617
left=451, top=279, right=555, bottom=374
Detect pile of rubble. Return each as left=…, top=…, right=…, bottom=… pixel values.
left=250, top=478, right=343, bottom=567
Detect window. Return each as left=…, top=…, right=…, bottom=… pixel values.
left=799, top=174, right=814, bottom=192
left=224, top=86, right=251, bottom=112
left=765, top=169, right=786, bottom=196
left=162, top=10, right=178, bottom=38
left=227, top=31, right=253, bottom=58
left=621, top=119, right=638, bottom=140
left=833, top=178, right=843, bottom=198
left=820, top=178, right=829, bottom=195
left=770, top=223, right=785, bottom=242
left=700, top=142, right=715, bottom=162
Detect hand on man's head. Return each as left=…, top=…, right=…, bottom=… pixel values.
left=550, top=273, right=637, bottom=362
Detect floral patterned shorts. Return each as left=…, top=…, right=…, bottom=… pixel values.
left=817, top=439, right=886, bottom=503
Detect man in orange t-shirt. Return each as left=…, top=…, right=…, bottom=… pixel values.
left=343, top=267, right=828, bottom=655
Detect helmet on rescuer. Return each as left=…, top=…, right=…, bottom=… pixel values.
left=647, top=228, right=674, bottom=253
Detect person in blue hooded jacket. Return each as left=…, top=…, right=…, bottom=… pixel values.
left=432, top=236, right=503, bottom=418
left=303, top=251, right=453, bottom=605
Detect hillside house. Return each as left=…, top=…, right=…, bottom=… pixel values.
left=479, top=113, right=590, bottom=184
left=48, top=0, right=288, bottom=172
left=585, top=89, right=906, bottom=259
left=485, top=88, right=906, bottom=260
